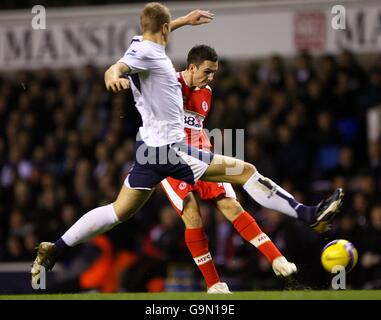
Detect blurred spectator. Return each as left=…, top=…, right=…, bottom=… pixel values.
left=119, top=206, right=187, bottom=292
left=358, top=205, right=381, bottom=289
left=257, top=55, right=285, bottom=90
left=293, top=50, right=315, bottom=87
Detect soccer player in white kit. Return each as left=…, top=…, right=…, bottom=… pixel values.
left=32, top=2, right=343, bottom=292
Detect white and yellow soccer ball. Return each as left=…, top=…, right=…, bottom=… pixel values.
left=321, top=239, right=358, bottom=273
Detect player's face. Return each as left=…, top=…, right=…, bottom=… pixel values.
left=190, top=60, right=218, bottom=88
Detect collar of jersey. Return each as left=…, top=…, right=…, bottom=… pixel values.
left=142, top=39, right=165, bottom=50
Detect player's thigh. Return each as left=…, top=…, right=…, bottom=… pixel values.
left=201, top=154, right=256, bottom=184
left=182, top=192, right=203, bottom=229
left=113, top=184, right=154, bottom=221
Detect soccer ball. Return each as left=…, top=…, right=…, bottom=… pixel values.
left=321, top=239, right=358, bottom=273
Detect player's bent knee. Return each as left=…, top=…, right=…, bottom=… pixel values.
left=182, top=205, right=203, bottom=228
left=113, top=204, right=136, bottom=222
left=244, top=162, right=256, bottom=178
left=113, top=185, right=153, bottom=221
left=216, top=198, right=244, bottom=221
left=182, top=194, right=203, bottom=228
left=112, top=196, right=139, bottom=221
left=182, top=212, right=203, bottom=228
left=182, top=210, right=203, bottom=228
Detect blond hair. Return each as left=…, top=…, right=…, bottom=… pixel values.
left=140, top=2, right=171, bottom=33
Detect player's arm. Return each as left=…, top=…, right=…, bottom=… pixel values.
left=170, top=10, right=214, bottom=32
left=104, top=62, right=131, bottom=93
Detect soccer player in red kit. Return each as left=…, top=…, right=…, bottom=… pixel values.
left=160, top=45, right=296, bottom=293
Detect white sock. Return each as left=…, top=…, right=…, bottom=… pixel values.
left=62, top=204, right=121, bottom=247
left=243, top=171, right=298, bottom=218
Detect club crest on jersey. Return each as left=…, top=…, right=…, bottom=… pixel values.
left=202, top=101, right=208, bottom=112
left=179, top=182, right=187, bottom=190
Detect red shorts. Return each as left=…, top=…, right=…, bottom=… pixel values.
left=160, top=177, right=236, bottom=215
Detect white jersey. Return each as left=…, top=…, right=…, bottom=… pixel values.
left=119, top=35, right=185, bottom=147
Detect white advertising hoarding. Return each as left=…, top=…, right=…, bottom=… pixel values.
left=0, top=0, right=380, bottom=70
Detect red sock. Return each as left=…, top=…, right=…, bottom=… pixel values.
left=233, top=211, right=282, bottom=263
left=185, top=228, right=220, bottom=288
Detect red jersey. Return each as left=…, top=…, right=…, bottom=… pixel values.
left=178, top=72, right=212, bottom=150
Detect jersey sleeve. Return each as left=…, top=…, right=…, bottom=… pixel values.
left=118, top=38, right=150, bottom=74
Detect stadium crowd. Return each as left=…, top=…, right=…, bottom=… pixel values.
left=1, top=50, right=381, bottom=292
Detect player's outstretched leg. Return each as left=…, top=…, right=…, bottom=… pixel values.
left=201, top=155, right=344, bottom=232
left=31, top=185, right=153, bottom=283
left=242, top=171, right=344, bottom=232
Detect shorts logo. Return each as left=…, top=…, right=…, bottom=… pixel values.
left=202, top=101, right=208, bottom=112
left=179, top=182, right=187, bottom=190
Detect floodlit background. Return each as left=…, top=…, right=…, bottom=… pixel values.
left=1, top=0, right=381, bottom=294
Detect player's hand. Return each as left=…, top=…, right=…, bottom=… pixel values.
left=106, top=78, right=130, bottom=93
left=184, top=10, right=214, bottom=26
left=272, top=256, right=297, bottom=277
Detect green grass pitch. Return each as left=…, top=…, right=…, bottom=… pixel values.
left=1, top=290, right=381, bottom=300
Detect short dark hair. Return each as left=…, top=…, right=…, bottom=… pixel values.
left=186, top=45, right=218, bottom=68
